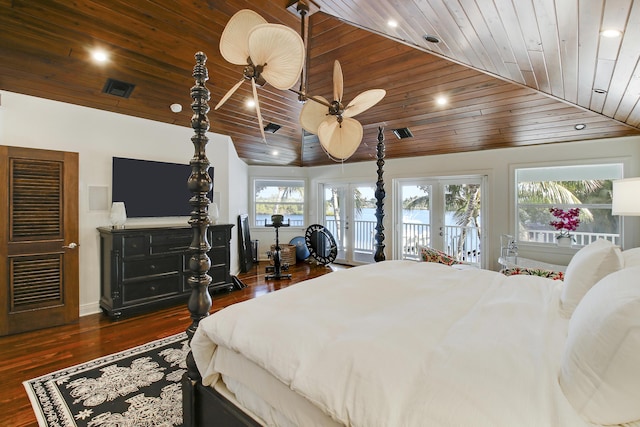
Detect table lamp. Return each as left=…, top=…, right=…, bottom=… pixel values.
left=613, top=178, right=640, bottom=216
left=612, top=178, right=640, bottom=249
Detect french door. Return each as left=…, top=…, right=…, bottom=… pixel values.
left=395, top=176, right=485, bottom=266
left=322, top=183, right=377, bottom=265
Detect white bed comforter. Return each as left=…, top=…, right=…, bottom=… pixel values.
left=192, top=260, right=596, bottom=427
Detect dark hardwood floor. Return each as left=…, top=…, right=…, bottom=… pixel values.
left=0, top=261, right=343, bottom=427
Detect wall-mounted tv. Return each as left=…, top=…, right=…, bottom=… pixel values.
left=112, top=157, right=213, bottom=218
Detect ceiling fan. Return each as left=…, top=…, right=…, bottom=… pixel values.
left=299, top=60, right=386, bottom=161
left=214, top=9, right=306, bottom=143
left=215, top=5, right=385, bottom=162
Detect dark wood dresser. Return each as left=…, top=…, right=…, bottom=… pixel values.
left=98, top=224, right=234, bottom=319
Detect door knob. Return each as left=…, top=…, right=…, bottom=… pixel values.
left=62, top=242, right=79, bottom=249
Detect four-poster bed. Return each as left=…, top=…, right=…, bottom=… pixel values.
left=181, top=53, right=640, bottom=426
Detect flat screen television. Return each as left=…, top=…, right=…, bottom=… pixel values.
left=112, top=157, right=213, bottom=218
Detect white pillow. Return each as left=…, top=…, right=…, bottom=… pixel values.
left=622, top=247, right=640, bottom=268
left=560, top=238, right=623, bottom=316
left=559, top=266, right=640, bottom=425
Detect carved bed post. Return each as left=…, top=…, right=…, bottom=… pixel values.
left=374, top=126, right=386, bottom=262
left=183, top=51, right=213, bottom=426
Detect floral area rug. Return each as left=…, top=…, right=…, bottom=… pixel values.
left=23, top=332, right=189, bottom=427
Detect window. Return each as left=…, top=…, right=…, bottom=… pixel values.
left=515, top=164, right=623, bottom=246
left=253, top=179, right=305, bottom=227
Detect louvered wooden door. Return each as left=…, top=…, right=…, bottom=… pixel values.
left=0, top=146, right=79, bottom=335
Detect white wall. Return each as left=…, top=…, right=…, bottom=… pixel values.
left=220, top=133, right=249, bottom=263
left=250, top=135, right=640, bottom=270
left=0, top=91, right=248, bottom=316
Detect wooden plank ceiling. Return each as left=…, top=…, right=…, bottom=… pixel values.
left=0, top=0, right=638, bottom=167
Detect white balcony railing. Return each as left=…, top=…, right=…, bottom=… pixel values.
left=522, top=230, right=620, bottom=246
left=326, top=220, right=481, bottom=264
left=325, top=219, right=619, bottom=265
left=402, top=223, right=481, bottom=263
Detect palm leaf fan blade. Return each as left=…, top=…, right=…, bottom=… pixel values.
left=343, top=89, right=386, bottom=118
left=333, top=60, right=343, bottom=102
left=251, top=78, right=266, bottom=143
left=299, top=96, right=329, bottom=134
left=248, top=24, right=305, bottom=90
left=317, top=118, right=363, bottom=161
left=219, top=9, right=267, bottom=65
left=215, top=78, right=244, bottom=110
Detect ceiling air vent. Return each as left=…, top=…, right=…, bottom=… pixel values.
left=264, top=122, right=281, bottom=133
left=392, top=127, right=414, bottom=139
left=102, top=78, right=135, bottom=98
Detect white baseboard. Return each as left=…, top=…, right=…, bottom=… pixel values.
left=80, top=302, right=102, bottom=317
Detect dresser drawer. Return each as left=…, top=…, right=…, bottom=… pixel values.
left=123, top=235, right=148, bottom=256
left=182, top=243, right=227, bottom=267
left=209, top=265, right=227, bottom=286
left=209, top=229, right=228, bottom=247
left=180, top=256, right=228, bottom=290
left=122, top=276, right=179, bottom=304
left=123, top=255, right=181, bottom=279
left=151, top=231, right=191, bottom=254
left=209, top=246, right=227, bottom=266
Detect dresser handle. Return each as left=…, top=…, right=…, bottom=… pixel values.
left=150, top=286, right=156, bottom=292
left=150, top=264, right=156, bottom=270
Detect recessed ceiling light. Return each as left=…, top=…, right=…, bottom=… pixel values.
left=436, top=96, right=448, bottom=106
left=387, top=19, right=398, bottom=28
left=246, top=99, right=256, bottom=108
left=91, top=49, right=108, bottom=63
left=271, top=150, right=279, bottom=156
left=423, top=34, right=440, bottom=43
left=170, top=103, right=182, bottom=113
left=600, top=29, right=622, bottom=38
left=593, top=88, right=607, bottom=94
left=574, top=123, right=586, bottom=130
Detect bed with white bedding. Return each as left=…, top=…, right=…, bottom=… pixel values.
left=189, top=239, right=640, bottom=427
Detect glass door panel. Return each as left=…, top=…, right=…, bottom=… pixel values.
left=322, top=183, right=377, bottom=265
left=352, top=185, right=376, bottom=264
left=397, top=177, right=484, bottom=266
left=398, top=183, right=433, bottom=259
left=442, top=181, right=482, bottom=264
left=323, top=184, right=347, bottom=263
